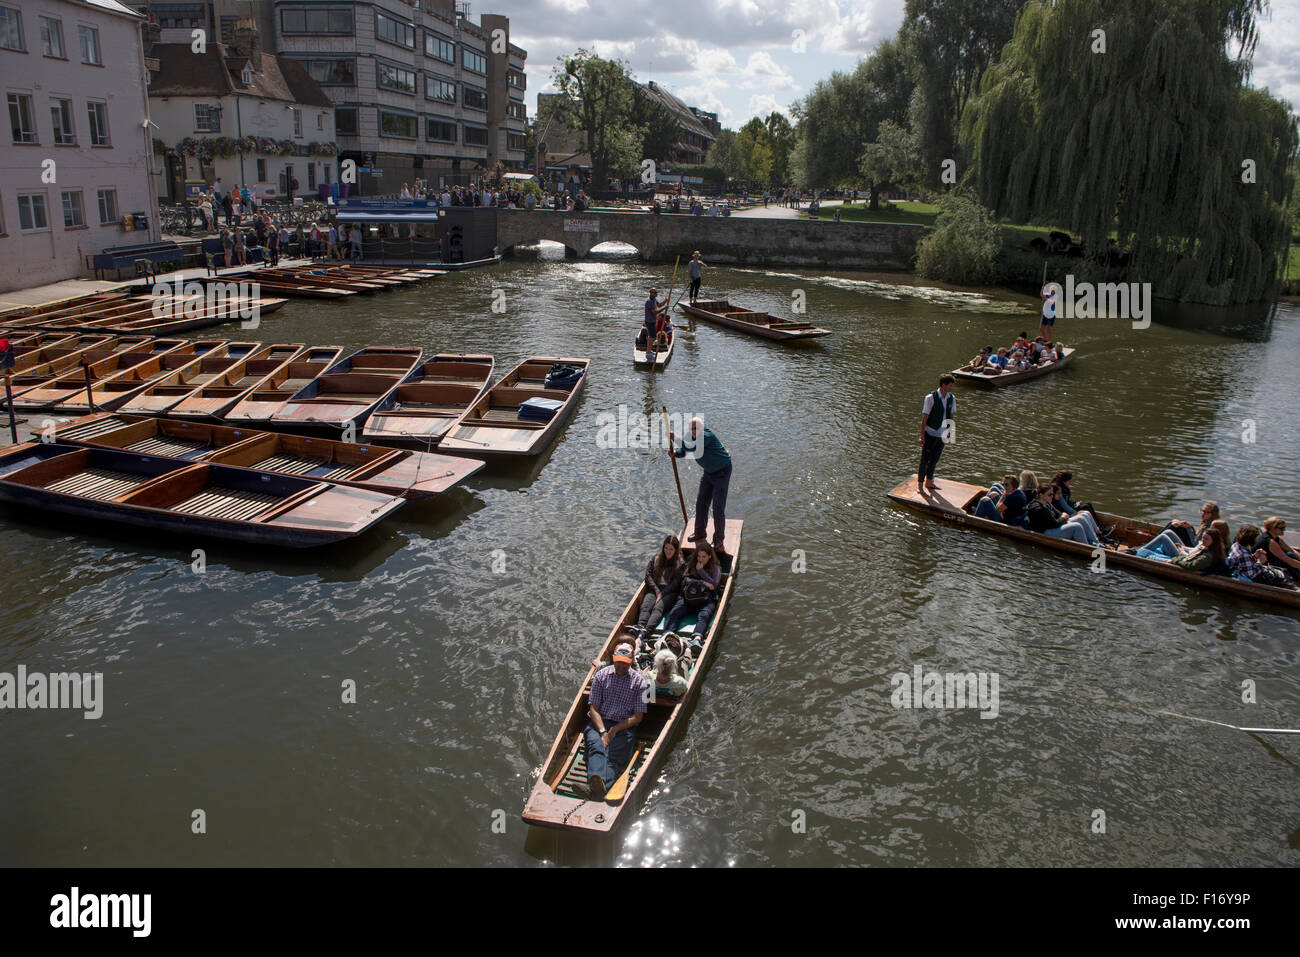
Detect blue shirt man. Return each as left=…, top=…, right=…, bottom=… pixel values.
left=644, top=288, right=664, bottom=345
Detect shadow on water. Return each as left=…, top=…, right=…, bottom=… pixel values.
left=1151, top=299, right=1277, bottom=342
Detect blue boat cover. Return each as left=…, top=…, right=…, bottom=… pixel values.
left=519, top=397, right=565, bottom=421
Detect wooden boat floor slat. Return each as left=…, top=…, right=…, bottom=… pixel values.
left=127, top=436, right=207, bottom=456
left=171, top=488, right=279, bottom=520
left=46, top=468, right=148, bottom=500
left=55, top=416, right=132, bottom=440
left=553, top=740, right=651, bottom=800
left=255, top=452, right=352, bottom=480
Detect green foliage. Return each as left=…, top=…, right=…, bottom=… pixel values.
left=552, top=50, right=641, bottom=189
left=859, top=119, right=924, bottom=199
left=672, top=164, right=726, bottom=183
left=764, top=112, right=796, bottom=184
left=914, top=191, right=1003, bottom=284
left=962, top=0, right=1298, bottom=304
left=708, top=130, right=745, bottom=182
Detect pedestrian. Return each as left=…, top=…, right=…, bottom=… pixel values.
left=687, top=250, right=706, bottom=304
left=350, top=224, right=363, bottom=261
left=219, top=227, right=233, bottom=268
left=917, top=374, right=956, bottom=494
left=643, top=287, right=665, bottom=348
left=267, top=222, right=279, bottom=265
left=222, top=191, right=234, bottom=226
left=668, top=418, right=734, bottom=557
left=326, top=223, right=338, bottom=260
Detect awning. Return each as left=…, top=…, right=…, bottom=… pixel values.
left=336, top=210, right=440, bottom=223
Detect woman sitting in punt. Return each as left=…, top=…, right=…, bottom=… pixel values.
left=1255, top=517, right=1300, bottom=582
left=1228, top=525, right=1296, bottom=588
left=968, top=346, right=994, bottom=371
left=1141, top=502, right=1220, bottom=554
left=1136, top=526, right=1230, bottom=574
left=627, top=535, right=683, bottom=643
left=1028, top=484, right=1102, bottom=545
left=662, top=542, right=723, bottom=652
left=643, top=646, right=688, bottom=698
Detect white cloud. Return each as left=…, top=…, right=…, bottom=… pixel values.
left=1251, top=0, right=1300, bottom=111
left=740, top=51, right=798, bottom=90
left=747, top=94, right=793, bottom=120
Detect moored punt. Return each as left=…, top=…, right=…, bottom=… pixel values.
left=436, top=357, right=589, bottom=459
left=523, top=518, right=743, bottom=834
left=6, top=331, right=81, bottom=353
left=678, top=299, right=831, bottom=341
left=363, top=354, right=495, bottom=446
left=5, top=337, right=158, bottom=397
left=223, top=346, right=347, bottom=424
left=48, top=413, right=486, bottom=501
left=9, top=334, right=122, bottom=375
left=952, top=348, right=1076, bottom=386
left=633, top=327, right=674, bottom=369
left=57, top=340, right=233, bottom=414
left=169, top=344, right=307, bottom=419
left=0, top=443, right=405, bottom=547
left=886, top=476, right=1300, bottom=609
left=270, top=346, right=423, bottom=431
left=117, top=342, right=263, bottom=415
left=11, top=338, right=194, bottom=409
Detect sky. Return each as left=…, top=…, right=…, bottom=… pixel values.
left=480, top=0, right=1300, bottom=130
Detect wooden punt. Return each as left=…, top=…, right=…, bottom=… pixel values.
left=99, top=296, right=287, bottom=335
left=169, top=343, right=307, bottom=419
left=48, top=413, right=485, bottom=501
left=241, top=276, right=356, bottom=299
left=59, top=340, right=234, bottom=414
left=436, top=357, right=589, bottom=459
left=363, top=354, right=495, bottom=446
left=8, top=334, right=121, bottom=375
left=117, top=342, right=264, bottom=415
left=886, top=476, right=1300, bottom=609
left=0, top=443, right=405, bottom=547
left=678, top=299, right=830, bottom=341
left=270, top=346, right=423, bottom=431
left=523, top=518, right=743, bottom=834
left=223, top=346, right=347, bottom=424
left=633, top=327, right=674, bottom=369
left=6, top=331, right=80, bottom=353
left=12, top=338, right=194, bottom=409
left=6, top=337, right=157, bottom=396
left=952, top=348, right=1076, bottom=386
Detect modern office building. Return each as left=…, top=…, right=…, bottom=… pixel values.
left=147, top=25, right=337, bottom=203
left=0, top=0, right=159, bottom=292
left=271, top=0, right=527, bottom=194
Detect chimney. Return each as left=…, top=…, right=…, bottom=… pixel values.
left=230, top=18, right=261, bottom=69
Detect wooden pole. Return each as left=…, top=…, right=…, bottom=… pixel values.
left=662, top=405, right=688, bottom=527
left=80, top=354, right=96, bottom=411
left=3, top=372, right=16, bottom=445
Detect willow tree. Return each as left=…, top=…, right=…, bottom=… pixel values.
left=963, top=0, right=1298, bottom=304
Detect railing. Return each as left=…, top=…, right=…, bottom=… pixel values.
left=158, top=200, right=336, bottom=235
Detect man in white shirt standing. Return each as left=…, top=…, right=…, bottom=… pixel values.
left=918, top=374, right=956, bottom=494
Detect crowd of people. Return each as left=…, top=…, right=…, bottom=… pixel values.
left=970, top=476, right=1298, bottom=589
left=966, top=332, right=1068, bottom=375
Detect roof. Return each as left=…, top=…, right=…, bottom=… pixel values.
left=83, top=0, right=143, bottom=19
left=641, top=82, right=715, bottom=141
left=149, top=43, right=333, bottom=107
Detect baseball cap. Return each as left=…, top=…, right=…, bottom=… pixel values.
left=613, top=643, right=634, bottom=663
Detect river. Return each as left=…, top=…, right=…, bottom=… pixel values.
left=2, top=245, right=1297, bottom=867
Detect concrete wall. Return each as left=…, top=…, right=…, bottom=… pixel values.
left=0, top=0, right=157, bottom=292
left=497, top=210, right=925, bottom=271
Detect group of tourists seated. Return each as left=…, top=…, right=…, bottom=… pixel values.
left=599, top=534, right=725, bottom=697
left=968, top=333, right=1066, bottom=374
left=971, top=478, right=1299, bottom=589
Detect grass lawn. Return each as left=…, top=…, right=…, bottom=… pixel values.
left=1286, top=244, right=1300, bottom=281
left=814, top=201, right=1067, bottom=253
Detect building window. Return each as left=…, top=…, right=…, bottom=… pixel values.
left=256, top=158, right=266, bottom=180
left=50, top=97, right=75, bottom=145
left=507, top=132, right=526, bottom=152
left=307, top=163, right=316, bottom=189
left=376, top=61, right=417, bottom=95
left=317, top=112, right=323, bottom=130
left=425, top=119, right=455, bottom=143
left=463, top=125, right=488, bottom=147
left=0, top=7, right=23, bottom=52
left=18, top=193, right=48, bottom=231
left=61, top=189, right=84, bottom=228
left=8, top=93, right=36, bottom=144
left=379, top=110, right=418, bottom=139
left=375, top=12, right=415, bottom=49
left=96, top=188, right=118, bottom=225
left=280, top=7, right=353, bottom=35
left=424, top=32, right=454, bottom=63
left=194, top=104, right=221, bottom=133
left=425, top=76, right=455, bottom=104
left=335, top=107, right=358, bottom=136
left=87, top=100, right=108, bottom=145
left=220, top=16, right=237, bottom=43
left=507, top=100, right=526, bottom=121
left=462, top=48, right=486, bottom=75
left=463, top=87, right=487, bottom=112
left=39, top=16, right=63, bottom=57
left=291, top=57, right=355, bottom=86
left=78, top=25, right=100, bottom=65
left=292, top=108, right=302, bottom=137
left=507, top=70, right=525, bottom=90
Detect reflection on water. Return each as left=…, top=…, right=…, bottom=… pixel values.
left=1, top=257, right=1296, bottom=867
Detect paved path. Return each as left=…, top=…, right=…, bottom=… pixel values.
left=729, top=200, right=844, bottom=220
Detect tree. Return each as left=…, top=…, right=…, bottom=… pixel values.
left=553, top=50, right=642, bottom=190
left=963, top=0, right=1299, bottom=304
left=764, top=112, right=796, bottom=185
left=735, top=117, right=774, bottom=187
left=859, top=119, right=923, bottom=207
left=914, top=191, right=1002, bottom=284
left=708, top=129, right=744, bottom=183
left=901, top=0, right=1023, bottom=188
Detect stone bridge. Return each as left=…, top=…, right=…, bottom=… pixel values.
left=496, top=209, right=924, bottom=270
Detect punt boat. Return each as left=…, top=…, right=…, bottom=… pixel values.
left=678, top=299, right=830, bottom=341
left=436, top=357, right=588, bottom=459
left=633, top=326, right=674, bottom=369
left=168, top=344, right=308, bottom=419
left=223, top=346, right=347, bottom=425
left=362, top=354, right=495, bottom=447
left=886, top=476, right=1300, bottom=609
left=59, top=340, right=233, bottom=414
left=11, top=339, right=197, bottom=410
left=523, top=518, right=743, bottom=834
left=117, top=342, right=263, bottom=415
left=0, top=443, right=405, bottom=547
left=270, top=346, right=423, bottom=431
left=48, top=413, right=485, bottom=501
left=951, top=348, right=1076, bottom=386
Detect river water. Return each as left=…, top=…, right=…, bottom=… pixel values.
left=2, top=246, right=1297, bottom=867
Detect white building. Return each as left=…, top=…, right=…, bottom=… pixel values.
left=147, top=27, right=336, bottom=204
left=0, top=0, right=159, bottom=292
